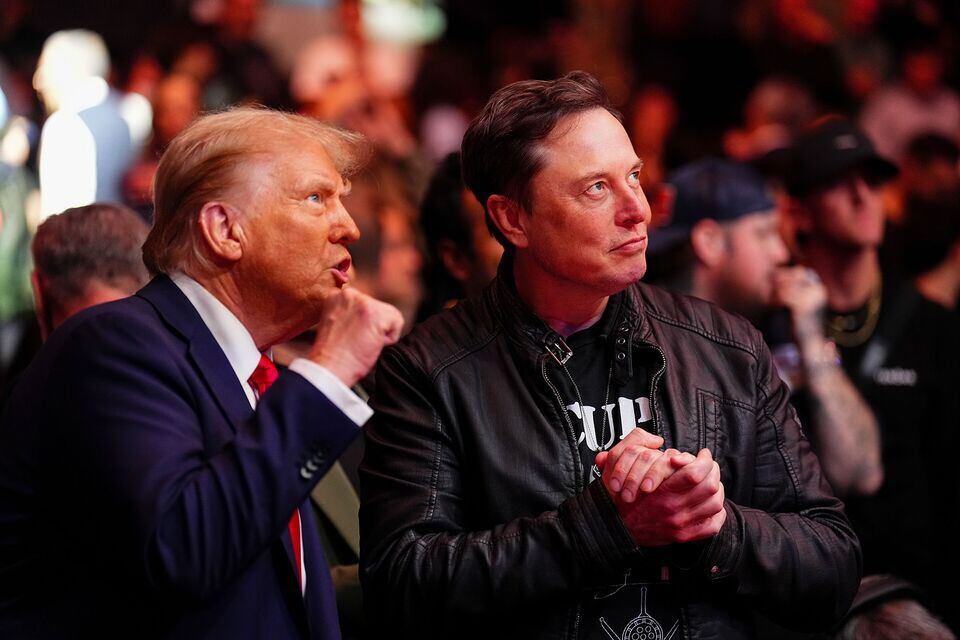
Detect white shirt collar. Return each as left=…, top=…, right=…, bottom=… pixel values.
left=170, top=272, right=263, bottom=407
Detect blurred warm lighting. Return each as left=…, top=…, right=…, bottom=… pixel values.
left=362, top=0, right=445, bottom=45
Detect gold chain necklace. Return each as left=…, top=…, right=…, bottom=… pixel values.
left=826, top=277, right=882, bottom=348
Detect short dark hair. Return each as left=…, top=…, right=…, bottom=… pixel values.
left=32, top=203, right=150, bottom=311
left=460, top=71, right=620, bottom=249
left=900, top=193, right=960, bottom=277
left=421, top=153, right=474, bottom=261
left=839, top=599, right=953, bottom=640
left=905, top=133, right=960, bottom=167
left=418, top=153, right=474, bottom=312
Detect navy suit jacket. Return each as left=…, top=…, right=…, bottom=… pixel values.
left=0, top=275, right=359, bottom=638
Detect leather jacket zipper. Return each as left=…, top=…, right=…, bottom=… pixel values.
left=543, top=334, right=669, bottom=638
left=545, top=332, right=671, bottom=639
left=540, top=337, right=586, bottom=639
left=541, top=334, right=672, bottom=490
left=541, top=346, right=584, bottom=494
left=640, top=342, right=669, bottom=448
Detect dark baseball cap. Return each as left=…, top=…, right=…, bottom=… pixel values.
left=785, top=116, right=898, bottom=197
left=650, top=158, right=776, bottom=253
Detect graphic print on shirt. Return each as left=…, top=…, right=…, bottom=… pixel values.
left=593, top=581, right=679, bottom=640
left=580, top=568, right=684, bottom=640
left=567, top=396, right=653, bottom=482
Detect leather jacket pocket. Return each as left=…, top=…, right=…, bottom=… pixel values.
left=695, top=389, right=755, bottom=476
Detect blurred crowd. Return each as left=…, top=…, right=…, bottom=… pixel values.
left=0, top=0, right=959, bottom=638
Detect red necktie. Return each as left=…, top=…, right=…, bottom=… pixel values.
left=249, top=354, right=305, bottom=595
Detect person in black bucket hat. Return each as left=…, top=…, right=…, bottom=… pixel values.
left=787, top=115, right=960, bottom=633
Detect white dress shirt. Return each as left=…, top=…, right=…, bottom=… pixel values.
left=170, top=272, right=373, bottom=425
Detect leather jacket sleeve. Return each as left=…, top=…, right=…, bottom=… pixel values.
left=699, top=330, right=862, bottom=630
left=359, top=346, right=639, bottom=629
left=360, top=323, right=862, bottom=633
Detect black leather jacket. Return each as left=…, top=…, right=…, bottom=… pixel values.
left=360, top=271, right=861, bottom=639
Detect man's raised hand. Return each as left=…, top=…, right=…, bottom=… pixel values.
left=309, top=287, right=404, bottom=387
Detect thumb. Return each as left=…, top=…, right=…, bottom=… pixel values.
left=595, top=451, right=609, bottom=471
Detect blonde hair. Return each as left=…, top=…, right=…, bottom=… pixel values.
left=143, top=107, right=367, bottom=274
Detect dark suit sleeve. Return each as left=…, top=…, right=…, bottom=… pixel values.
left=50, top=311, right=358, bottom=601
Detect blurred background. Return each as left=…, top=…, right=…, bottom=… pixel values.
left=0, top=0, right=957, bottom=364
left=2, top=3, right=959, bottom=638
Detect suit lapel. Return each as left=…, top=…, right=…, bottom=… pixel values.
left=138, top=276, right=311, bottom=627
left=137, top=275, right=252, bottom=432
left=187, top=336, right=253, bottom=432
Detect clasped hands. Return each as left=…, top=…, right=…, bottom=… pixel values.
left=596, top=428, right=726, bottom=547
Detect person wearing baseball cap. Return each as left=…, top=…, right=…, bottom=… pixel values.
left=649, top=158, right=788, bottom=322
left=647, top=158, right=882, bottom=501
left=787, top=116, right=960, bottom=632
left=784, top=116, right=899, bottom=199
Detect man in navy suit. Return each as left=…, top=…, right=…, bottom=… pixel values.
left=0, top=107, right=403, bottom=638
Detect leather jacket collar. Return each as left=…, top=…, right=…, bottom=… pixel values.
left=488, top=254, right=654, bottom=363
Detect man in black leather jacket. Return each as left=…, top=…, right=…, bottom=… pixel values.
left=360, top=72, right=861, bottom=639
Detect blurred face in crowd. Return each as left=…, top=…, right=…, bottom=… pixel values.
left=798, top=170, right=885, bottom=251
left=904, top=50, right=944, bottom=98
left=231, top=136, right=360, bottom=328
left=173, top=42, right=218, bottom=85
left=629, top=86, right=677, bottom=153
left=220, top=0, right=261, bottom=40
left=902, top=157, right=960, bottom=201
left=462, top=189, right=504, bottom=291
left=376, top=206, right=423, bottom=312
left=431, top=188, right=503, bottom=300
left=154, top=74, right=201, bottom=148
left=715, top=210, right=790, bottom=317
left=515, top=108, right=651, bottom=298
left=289, top=36, right=365, bottom=121
left=844, top=0, right=879, bottom=33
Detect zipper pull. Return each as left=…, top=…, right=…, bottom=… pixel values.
left=544, top=334, right=573, bottom=366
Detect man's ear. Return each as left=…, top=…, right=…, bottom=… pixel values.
left=437, top=239, right=471, bottom=284
left=689, top=219, right=727, bottom=268
left=197, top=201, right=244, bottom=264
left=787, top=197, right=814, bottom=235
left=486, top=194, right=529, bottom=250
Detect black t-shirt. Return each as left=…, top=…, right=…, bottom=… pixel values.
left=546, top=301, right=683, bottom=640
left=766, top=277, right=960, bottom=626
left=831, top=279, right=960, bottom=621
left=551, top=302, right=652, bottom=484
